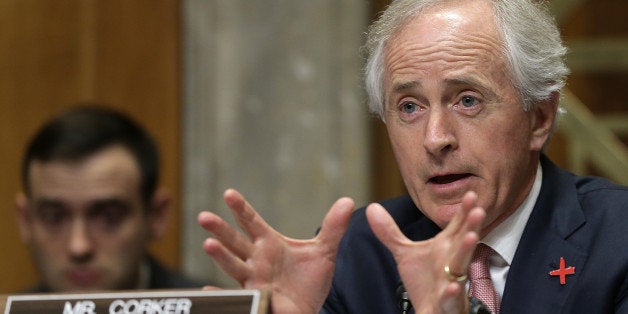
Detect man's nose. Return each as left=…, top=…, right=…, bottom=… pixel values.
left=67, top=218, right=94, bottom=260
left=423, top=109, right=457, bottom=156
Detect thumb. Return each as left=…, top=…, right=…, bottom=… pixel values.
left=366, top=203, right=408, bottom=256
left=317, top=197, right=354, bottom=250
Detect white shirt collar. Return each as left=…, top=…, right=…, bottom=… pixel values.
left=481, top=164, right=542, bottom=266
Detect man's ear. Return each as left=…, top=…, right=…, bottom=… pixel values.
left=15, top=192, right=33, bottom=243
left=530, top=91, right=560, bottom=152
left=148, top=187, right=171, bottom=241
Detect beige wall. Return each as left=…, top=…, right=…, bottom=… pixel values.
left=180, top=0, right=371, bottom=287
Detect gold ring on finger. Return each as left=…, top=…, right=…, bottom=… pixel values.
left=444, top=264, right=468, bottom=282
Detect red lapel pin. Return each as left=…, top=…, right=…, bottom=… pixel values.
left=549, top=257, right=575, bottom=285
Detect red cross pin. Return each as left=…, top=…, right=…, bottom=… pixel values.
left=549, top=257, right=575, bottom=285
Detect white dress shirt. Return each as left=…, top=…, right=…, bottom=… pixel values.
left=479, top=164, right=543, bottom=298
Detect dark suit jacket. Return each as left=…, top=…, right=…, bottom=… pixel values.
left=322, top=156, right=628, bottom=313
left=145, top=255, right=204, bottom=290
left=25, top=255, right=203, bottom=293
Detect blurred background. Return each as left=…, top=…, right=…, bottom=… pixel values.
left=1, top=0, right=626, bottom=292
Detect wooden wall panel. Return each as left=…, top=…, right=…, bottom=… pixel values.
left=0, top=0, right=181, bottom=293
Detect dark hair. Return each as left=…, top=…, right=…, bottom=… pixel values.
left=21, top=105, right=160, bottom=204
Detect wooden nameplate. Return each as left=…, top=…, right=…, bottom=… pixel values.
left=1, top=289, right=269, bottom=314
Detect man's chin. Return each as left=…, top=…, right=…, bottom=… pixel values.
left=53, top=276, right=111, bottom=292
left=424, top=203, right=464, bottom=228
left=54, top=283, right=109, bottom=292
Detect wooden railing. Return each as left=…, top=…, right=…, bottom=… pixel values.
left=557, top=89, right=628, bottom=185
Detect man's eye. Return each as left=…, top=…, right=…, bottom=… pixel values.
left=90, top=206, right=129, bottom=229
left=460, top=96, right=478, bottom=108
left=401, top=101, right=418, bottom=114
left=36, top=208, right=69, bottom=226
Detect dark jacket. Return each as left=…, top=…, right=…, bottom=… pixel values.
left=323, top=156, right=628, bottom=313
left=24, top=255, right=204, bottom=293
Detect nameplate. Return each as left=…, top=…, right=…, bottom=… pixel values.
left=3, top=289, right=267, bottom=314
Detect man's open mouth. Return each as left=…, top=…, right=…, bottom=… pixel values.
left=429, top=173, right=471, bottom=184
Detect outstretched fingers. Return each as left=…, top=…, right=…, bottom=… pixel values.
left=365, top=192, right=487, bottom=314
left=197, top=188, right=276, bottom=285
left=365, top=203, right=411, bottom=256
left=441, top=191, right=486, bottom=280
left=441, top=191, right=478, bottom=237
left=316, top=197, right=355, bottom=255
left=223, top=189, right=274, bottom=240
left=197, top=210, right=252, bottom=259
left=201, top=237, right=250, bottom=284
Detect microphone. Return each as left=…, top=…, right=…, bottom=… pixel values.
left=396, top=281, right=492, bottom=314
left=396, top=281, right=413, bottom=314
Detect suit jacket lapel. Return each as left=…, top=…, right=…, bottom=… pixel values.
left=501, top=157, right=588, bottom=314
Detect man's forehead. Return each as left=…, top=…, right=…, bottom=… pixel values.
left=27, top=148, right=143, bottom=203
left=388, top=0, right=499, bottom=48
left=390, top=77, right=499, bottom=100
left=382, top=1, right=508, bottom=95
left=29, top=146, right=140, bottom=182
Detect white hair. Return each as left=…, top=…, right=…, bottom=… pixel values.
left=364, top=0, right=569, bottom=120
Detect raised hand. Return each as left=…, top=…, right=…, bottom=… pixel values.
left=366, top=191, right=486, bottom=314
left=198, top=189, right=354, bottom=314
